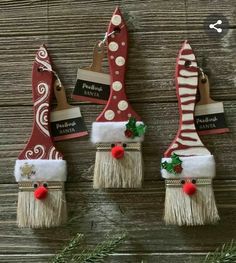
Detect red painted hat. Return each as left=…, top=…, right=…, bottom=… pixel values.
left=14, top=46, right=66, bottom=183
left=91, top=8, right=145, bottom=143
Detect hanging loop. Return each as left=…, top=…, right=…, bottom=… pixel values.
left=38, top=66, right=62, bottom=87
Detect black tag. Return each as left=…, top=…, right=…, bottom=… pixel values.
left=51, top=117, right=88, bottom=141
left=195, top=112, right=229, bottom=134
left=73, top=79, right=110, bottom=104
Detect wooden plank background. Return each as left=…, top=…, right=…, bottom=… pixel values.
left=0, top=0, right=235, bottom=262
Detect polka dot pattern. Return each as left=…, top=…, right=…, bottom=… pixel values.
left=115, top=56, right=125, bottom=66
left=111, top=15, right=121, bottom=26
left=109, top=42, right=119, bottom=52
left=112, top=81, right=122, bottom=91
left=104, top=110, right=115, bottom=120
left=96, top=9, right=141, bottom=123
left=118, top=100, right=128, bottom=111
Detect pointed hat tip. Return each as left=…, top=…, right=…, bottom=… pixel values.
left=114, top=6, right=121, bottom=14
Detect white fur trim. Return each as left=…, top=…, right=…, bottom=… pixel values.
left=91, top=122, right=145, bottom=143
left=161, top=155, right=215, bottom=179
left=14, top=160, right=67, bottom=182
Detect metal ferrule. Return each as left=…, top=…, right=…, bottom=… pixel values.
left=18, top=181, right=65, bottom=191
left=165, top=178, right=212, bottom=187
left=96, top=142, right=141, bottom=151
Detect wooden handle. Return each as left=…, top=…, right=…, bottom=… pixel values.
left=53, top=79, right=70, bottom=110
left=18, top=45, right=63, bottom=160
left=89, top=42, right=105, bottom=72
left=197, top=74, right=215, bottom=105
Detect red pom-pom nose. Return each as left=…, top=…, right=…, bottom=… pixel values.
left=111, top=145, right=125, bottom=159
left=34, top=186, right=48, bottom=200
left=182, top=182, right=197, bottom=196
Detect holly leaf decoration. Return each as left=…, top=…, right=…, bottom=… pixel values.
left=126, top=117, right=136, bottom=129
left=125, top=117, right=147, bottom=139
left=136, top=124, right=146, bottom=137
left=171, top=153, right=182, bottom=165
left=161, top=154, right=183, bottom=175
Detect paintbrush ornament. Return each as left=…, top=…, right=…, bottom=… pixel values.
left=161, top=41, right=219, bottom=226
left=14, top=45, right=67, bottom=228
left=73, top=42, right=110, bottom=104
left=91, top=7, right=146, bottom=188
left=195, top=73, right=229, bottom=135
left=51, top=78, right=88, bottom=141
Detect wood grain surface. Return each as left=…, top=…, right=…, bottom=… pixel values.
left=0, top=0, right=235, bottom=262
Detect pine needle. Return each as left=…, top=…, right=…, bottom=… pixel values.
left=71, top=232, right=127, bottom=263
left=203, top=240, right=236, bottom=263
left=50, top=233, right=84, bottom=263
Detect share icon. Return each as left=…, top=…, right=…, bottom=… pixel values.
left=204, top=14, right=229, bottom=38
left=209, top=20, right=223, bottom=33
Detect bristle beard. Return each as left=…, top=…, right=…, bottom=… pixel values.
left=17, top=190, right=67, bottom=228
left=94, top=151, right=143, bottom=188
left=164, top=185, right=219, bottom=226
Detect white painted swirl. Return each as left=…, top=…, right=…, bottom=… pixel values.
left=34, top=82, right=49, bottom=106
left=35, top=46, right=52, bottom=70
left=48, top=146, right=62, bottom=160
left=36, top=103, right=50, bottom=137
left=38, top=46, right=48, bottom=59
left=25, top=144, right=45, bottom=159
left=40, top=108, right=48, bottom=126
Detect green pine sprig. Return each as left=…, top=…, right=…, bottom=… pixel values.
left=50, top=232, right=127, bottom=263
left=50, top=233, right=84, bottom=263
left=71, top=232, right=127, bottom=263
left=203, top=240, right=236, bottom=263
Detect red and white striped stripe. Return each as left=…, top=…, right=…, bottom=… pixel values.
left=165, top=41, right=210, bottom=157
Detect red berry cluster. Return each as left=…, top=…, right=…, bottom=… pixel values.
left=173, top=164, right=183, bottom=174
left=124, top=129, right=133, bottom=138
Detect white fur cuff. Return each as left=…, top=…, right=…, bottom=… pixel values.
left=91, top=122, right=145, bottom=143
left=14, top=160, right=67, bottom=182
left=161, top=155, right=215, bottom=179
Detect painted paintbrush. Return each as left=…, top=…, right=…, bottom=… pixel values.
left=91, top=7, right=146, bottom=188
left=195, top=73, right=229, bottom=135
left=160, top=41, right=219, bottom=226
left=50, top=78, right=88, bottom=141
left=72, top=42, right=110, bottom=104
left=14, top=45, right=67, bottom=228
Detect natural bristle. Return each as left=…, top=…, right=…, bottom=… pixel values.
left=164, top=184, right=219, bottom=226
left=93, top=149, right=143, bottom=188
left=17, top=190, right=67, bottom=228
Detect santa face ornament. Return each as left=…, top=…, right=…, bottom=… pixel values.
left=15, top=160, right=67, bottom=228
left=91, top=8, right=146, bottom=189
left=14, top=46, right=67, bottom=228
left=161, top=41, right=219, bottom=226
left=92, top=120, right=145, bottom=188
